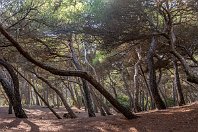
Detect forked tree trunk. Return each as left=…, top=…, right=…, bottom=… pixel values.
left=147, top=37, right=166, bottom=110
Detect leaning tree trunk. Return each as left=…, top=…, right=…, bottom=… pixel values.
left=90, top=89, right=106, bottom=116
left=68, top=37, right=95, bottom=117
left=13, top=68, right=62, bottom=119
left=139, top=64, right=155, bottom=109
left=147, top=37, right=166, bottom=110
left=121, top=69, right=134, bottom=110
left=62, top=80, right=81, bottom=109
left=32, top=84, right=62, bottom=119
left=34, top=73, right=77, bottom=118
left=0, top=59, right=27, bottom=118
left=166, top=17, right=198, bottom=84
left=83, top=45, right=112, bottom=115
left=0, top=24, right=136, bottom=119
left=0, top=74, right=27, bottom=118
left=172, top=57, right=185, bottom=106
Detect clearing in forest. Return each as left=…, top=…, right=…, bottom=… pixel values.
left=0, top=102, right=197, bottom=132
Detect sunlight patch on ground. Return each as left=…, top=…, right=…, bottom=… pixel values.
left=95, top=127, right=109, bottom=132
left=129, top=127, right=138, bottom=132
left=171, top=108, right=194, bottom=113
left=0, top=102, right=197, bottom=132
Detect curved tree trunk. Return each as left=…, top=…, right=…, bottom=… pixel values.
left=0, top=74, right=27, bottom=118
left=164, top=11, right=198, bottom=84
left=147, top=37, right=166, bottom=110
left=0, top=59, right=27, bottom=118
left=12, top=68, right=62, bottom=119
left=170, top=33, right=198, bottom=84
left=0, top=24, right=136, bottom=119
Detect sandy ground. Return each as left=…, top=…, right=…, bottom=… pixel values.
left=0, top=102, right=198, bottom=132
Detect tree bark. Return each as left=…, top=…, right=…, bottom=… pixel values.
left=172, top=57, right=185, bottom=106
left=13, top=68, right=62, bottom=119
left=68, top=37, right=95, bottom=117
left=147, top=37, right=166, bottom=110
left=121, top=69, right=134, bottom=110
left=0, top=74, right=27, bottom=118
left=62, top=80, right=80, bottom=108
left=170, top=39, right=198, bottom=84
left=134, top=47, right=142, bottom=112
left=8, top=102, right=13, bottom=114
left=35, top=73, right=77, bottom=118
left=0, top=24, right=136, bottom=119
left=139, top=64, right=155, bottom=109
left=163, top=11, right=198, bottom=84
left=0, top=59, right=27, bottom=118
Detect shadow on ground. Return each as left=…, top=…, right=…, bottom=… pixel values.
left=0, top=102, right=197, bottom=132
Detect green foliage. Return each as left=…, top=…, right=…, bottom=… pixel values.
left=117, top=95, right=130, bottom=108
left=84, top=0, right=108, bottom=21
left=166, top=98, right=175, bottom=107
left=92, top=51, right=107, bottom=64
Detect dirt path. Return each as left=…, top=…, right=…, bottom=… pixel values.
left=0, top=102, right=198, bottom=132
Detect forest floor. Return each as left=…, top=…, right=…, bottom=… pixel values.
left=0, top=102, right=198, bottom=132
